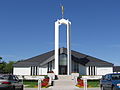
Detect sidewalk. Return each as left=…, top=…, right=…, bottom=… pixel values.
left=24, top=75, right=100, bottom=90
left=24, top=88, right=100, bottom=90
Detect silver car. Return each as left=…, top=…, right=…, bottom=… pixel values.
left=0, top=74, right=23, bottom=90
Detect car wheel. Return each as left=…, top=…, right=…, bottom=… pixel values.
left=11, top=86, right=15, bottom=90
left=112, top=86, right=116, bottom=90
left=20, top=85, right=23, bottom=90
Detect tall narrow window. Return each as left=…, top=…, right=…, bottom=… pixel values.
left=31, top=66, right=38, bottom=75
left=48, top=62, right=50, bottom=72
left=59, top=54, right=67, bottom=65
left=91, top=66, right=93, bottom=75
left=89, top=66, right=91, bottom=75
left=73, top=62, right=79, bottom=73
left=59, top=54, right=67, bottom=75
left=88, top=66, right=96, bottom=75
left=94, top=66, right=96, bottom=75
left=31, top=67, right=33, bottom=75
left=36, top=67, right=38, bottom=75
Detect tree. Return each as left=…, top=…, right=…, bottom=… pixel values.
left=0, top=61, right=6, bottom=73
left=0, top=57, right=2, bottom=59
left=0, top=61, right=15, bottom=74
left=0, top=57, right=2, bottom=63
left=4, top=61, right=15, bottom=74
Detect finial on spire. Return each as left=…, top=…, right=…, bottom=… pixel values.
left=61, top=5, right=64, bottom=18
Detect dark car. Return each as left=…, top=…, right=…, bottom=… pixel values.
left=0, top=74, right=23, bottom=90
left=100, top=73, right=120, bottom=90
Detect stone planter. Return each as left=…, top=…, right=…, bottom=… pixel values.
left=47, top=73, right=55, bottom=85
left=71, top=73, right=79, bottom=80
left=47, top=73, right=55, bottom=80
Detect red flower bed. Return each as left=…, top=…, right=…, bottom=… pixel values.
left=77, top=79, right=83, bottom=82
left=43, top=78, right=49, bottom=82
left=41, top=77, right=50, bottom=88
left=41, top=82, right=48, bottom=87
left=77, top=79, right=84, bottom=87
left=76, top=78, right=89, bottom=88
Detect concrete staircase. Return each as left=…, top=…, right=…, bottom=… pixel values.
left=57, top=75, right=73, bottom=80
left=52, top=75, right=76, bottom=90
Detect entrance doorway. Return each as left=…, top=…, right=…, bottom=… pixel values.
left=59, top=54, right=67, bottom=75
left=59, top=65, right=67, bottom=75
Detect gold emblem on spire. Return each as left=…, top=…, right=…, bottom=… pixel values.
left=61, top=5, right=64, bottom=18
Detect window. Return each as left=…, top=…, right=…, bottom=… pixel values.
left=72, top=61, right=79, bottom=73
left=88, top=66, right=96, bottom=75
left=59, top=54, right=67, bottom=65
left=59, top=54, right=67, bottom=75
left=31, top=66, right=39, bottom=75
left=47, top=61, right=53, bottom=72
left=112, top=74, right=120, bottom=80
left=89, top=66, right=91, bottom=75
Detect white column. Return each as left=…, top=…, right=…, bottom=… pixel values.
left=55, top=19, right=71, bottom=75
left=95, top=66, right=97, bottom=75
left=55, top=20, right=59, bottom=75
left=86, top=67, right=89, bottom=75
left=67, top=22, right=71, bottom=75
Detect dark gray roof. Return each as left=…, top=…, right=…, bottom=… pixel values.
left=14, top=47, right=113, bottom=67
left=13, top=50, right=54, bottom=67
left=71, top=49, right=113, bottom=67
left=113, top=66, right=120, bottom=72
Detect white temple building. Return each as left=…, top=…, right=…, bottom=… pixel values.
left=13, top=9, right=114, bottom=76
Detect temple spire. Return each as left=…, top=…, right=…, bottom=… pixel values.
left=61, top=5, right=64, bottom=18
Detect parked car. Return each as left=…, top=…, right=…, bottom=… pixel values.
left=100, top=73, right=120, bottom=90
left=0, top=74, right=23, bottom=90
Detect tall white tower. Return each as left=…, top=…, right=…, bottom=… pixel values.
left=54, top=6, right=71, bottom=75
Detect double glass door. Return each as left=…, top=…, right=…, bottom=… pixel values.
left=59, top=65, right=67, bottom=75
left=59, top=54, right=67, bottom=75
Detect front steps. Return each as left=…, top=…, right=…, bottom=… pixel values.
left=52, top=75, right=76, bottom=90
left=57, top=75, right=72, bottom=80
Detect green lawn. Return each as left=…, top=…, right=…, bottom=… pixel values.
left=87, top=80, right=100, bottom=87
left=23, top=80, right=100, bottom=88
left=23, top=80, right=38, bottom=88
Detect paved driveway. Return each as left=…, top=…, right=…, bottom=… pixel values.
left=24, top=88, right=100, bottom=90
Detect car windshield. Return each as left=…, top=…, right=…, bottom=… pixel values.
left=112, top=74, right=120, bottom=80
left=0, top=75, right=9, bottom=80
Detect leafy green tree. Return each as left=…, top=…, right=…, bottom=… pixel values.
left=4, top=61, right=15, bottom=74
left=0, top=57, right=2, bottom=63
left=0, top=57, right=2, bottom=59
left=0, top=61, right=15, bottom=74
left=0, top=61, right=6, bottom=73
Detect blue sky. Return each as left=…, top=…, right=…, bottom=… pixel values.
left=0, top=0, right=120, bottom=65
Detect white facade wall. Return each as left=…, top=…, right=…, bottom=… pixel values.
left=79, top=64, right=86, bottom=75
left=13, top=67, right=31, bottom=75
left=13, top=64, right=113, bottom=76
left=96, top=67, right=113, bottom=75
left=39, top=64, right=48, bottom=75
left=39, top=68, right=47, bottom=75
